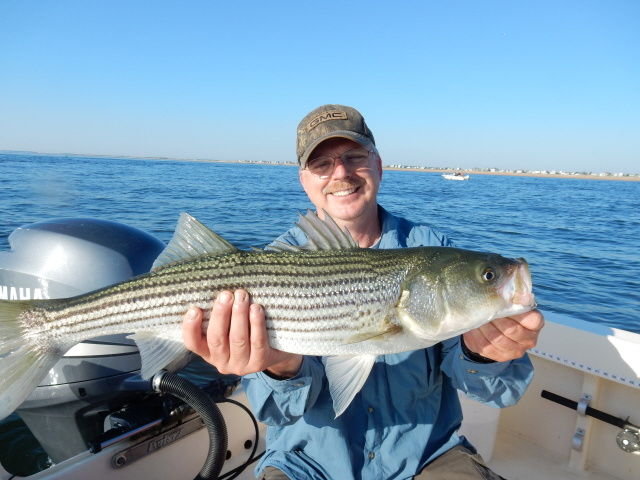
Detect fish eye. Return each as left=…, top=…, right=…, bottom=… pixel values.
left=482, top=268, right=496, bottom=282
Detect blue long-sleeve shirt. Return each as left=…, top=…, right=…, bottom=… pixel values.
left=243, top=206, right=534, bottom=480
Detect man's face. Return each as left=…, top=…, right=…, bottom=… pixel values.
left=299, top=137, right=382, bottom=224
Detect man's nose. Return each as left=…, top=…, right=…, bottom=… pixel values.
left=331, top=157, right=350, bottom=177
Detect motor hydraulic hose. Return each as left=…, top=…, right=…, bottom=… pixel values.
left=153, top=371, right=228, bottom=480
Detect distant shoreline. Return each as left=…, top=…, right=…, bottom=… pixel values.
left=226, top=161, right=640, bottom=182
left=158, top=158, right=640, bottom=181
left=2, top=151, right=638, bottom=181
left=383, top=167, right=640, bottom=182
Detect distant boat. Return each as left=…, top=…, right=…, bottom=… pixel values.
left=442, top=173, right=469, bottom=181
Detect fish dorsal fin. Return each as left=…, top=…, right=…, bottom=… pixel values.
left=323, top=354, right=377, bottom=418
left=267, top=240, right=305, bottom=253
left=152, top=213, right=238, bottom=270
left=267, top=210, right=358, bottom=253
left=300, top=209, right=358, bottom=250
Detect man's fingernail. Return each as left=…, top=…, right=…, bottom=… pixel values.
left=218, top=291, right=233, bottom=303
left=185, top=307, right=198, bottom=321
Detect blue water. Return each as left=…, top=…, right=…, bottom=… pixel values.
left=1, top=153, right=639, bottom=475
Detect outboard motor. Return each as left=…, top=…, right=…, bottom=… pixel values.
left=0, top=218, right=190, bottom=463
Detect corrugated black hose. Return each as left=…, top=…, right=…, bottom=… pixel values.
left=153, top=371, right=228, bottom=480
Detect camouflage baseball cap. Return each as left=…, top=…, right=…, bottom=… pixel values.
left=296, top=104, right=375, bottom=168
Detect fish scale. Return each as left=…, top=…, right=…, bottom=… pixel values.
left=22, top=248, right=413, bottom=353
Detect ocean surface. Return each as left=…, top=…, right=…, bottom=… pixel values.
left=1, top=152, right=640, bottom=474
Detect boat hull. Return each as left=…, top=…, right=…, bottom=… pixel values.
left=442, top=173, right=469, bottom=180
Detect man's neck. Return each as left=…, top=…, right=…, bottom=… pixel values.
left=339, top=209, right=382, bottom=248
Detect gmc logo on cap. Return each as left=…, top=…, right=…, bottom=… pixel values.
left=307, top=110, right=347, bottom=131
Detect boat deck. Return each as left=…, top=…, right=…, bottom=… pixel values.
left=459, top=316, right=640, bottom=480
left=489, top=430, right=621, bottom=480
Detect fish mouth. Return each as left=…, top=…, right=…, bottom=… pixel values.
left=501, top=258, right=536, bottom=308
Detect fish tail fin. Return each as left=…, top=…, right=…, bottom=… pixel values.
left=0, top=300, right=61, bottom=420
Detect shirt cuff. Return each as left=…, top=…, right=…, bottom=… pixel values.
left=456, top=342, right=513, bottom=376
left=460, top=336, right=497, bottom=364
left=256, top=356, right=314, bottom=392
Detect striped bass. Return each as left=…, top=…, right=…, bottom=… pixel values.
left=0, top=211, right=536, bottom=419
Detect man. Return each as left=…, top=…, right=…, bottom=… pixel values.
left=182, top=104, right=544, bottom=479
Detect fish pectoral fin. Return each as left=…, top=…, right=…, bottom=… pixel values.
left=322, top=354, right=377, bottom=418
left=343, top=325, right=402, bottom=345
left=127, top=333, right=190, bottom=379
left=152, top=213, right=239, bottom=271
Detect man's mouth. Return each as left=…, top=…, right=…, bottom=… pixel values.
left=323, top=181, right=362, bottom=197
left=331, top=187, right=358, bottom=197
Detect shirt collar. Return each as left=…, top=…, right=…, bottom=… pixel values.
left=371, top=205, right=400, bottom=250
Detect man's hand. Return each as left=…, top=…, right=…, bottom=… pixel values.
left=462, top=309, right=545, bottom=363
left=182, top=289, right=303, bottom=378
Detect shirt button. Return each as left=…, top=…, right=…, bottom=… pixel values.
left=294, top=382, right=304, bottom=387
left=468, top=369, right=478, bottom=374
left=368, top=406, right=374, bottom=413
left=369, top=452, right=375, bottom=460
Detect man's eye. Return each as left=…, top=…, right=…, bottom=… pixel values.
left=343, top=153, right=368, bottom=163
left=310, top=158, right=332, bottom=170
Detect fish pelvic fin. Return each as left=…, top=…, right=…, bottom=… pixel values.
left=127, top=333, right=190, bottom=379
left=322, top=354, right=377, bottom=418
left=267, top=210, right=358, bottom=253
left=152, top=213, right=239, bottom=271
left=0, top=300, right=62, bottom=421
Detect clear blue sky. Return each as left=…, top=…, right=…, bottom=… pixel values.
left=1, top=1, right=638, bottom=174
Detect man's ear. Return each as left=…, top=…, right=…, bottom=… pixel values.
left=299, top=169, right=310, bottom=196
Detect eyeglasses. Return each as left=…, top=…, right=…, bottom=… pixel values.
left=305, top=147, right=375, bottom=178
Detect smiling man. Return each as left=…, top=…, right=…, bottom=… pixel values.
left=297, top=106, right=383, bottom=248
left=182, top=104, right=544, bottom=479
